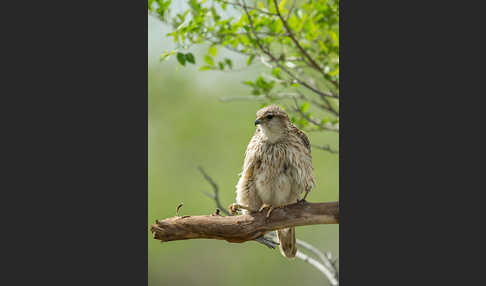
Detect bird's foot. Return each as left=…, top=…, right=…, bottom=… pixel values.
left=297, top=189, right=311, bottom=204
left=228, top=203, right=250, bottom=215
left=296, top=198, right=307, bottom=204
left=259, top=204, right=286, bottom=218
left=258, top=204, right=274, bottom=217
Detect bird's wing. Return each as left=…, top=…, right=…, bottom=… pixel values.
left=289, top=124, right=315, bottom=193
left=290, top=124, right=311, bottom=153
left=235, top=132, right=262, bottom=212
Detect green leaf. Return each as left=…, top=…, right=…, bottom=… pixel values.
left=210, top=7, right=221, bottom=21
left=159, top=50, right=175, bottom=62
left=301, top=102, right=310, bottom=113
left=321, top=118, right=330, bottom=125
left=247, top=54, right=255, bottom=66
left=271, top=67, right=281, bottom=78
left=224, top=58, right=232, bottom=69
left=148, top=0, right=155, bottom=11
left=218, top=62, right=225, bottom=70
left=176, top=52, right=186, bottom=66
left=278, top=0, right=287, bottom=11
left=204, top=55, right=214, bottom=66
left=243, top=81, right=255, bottom=87
left=256, top=76, right=266, bottom=88
left=189, top=0, right=201, bottom=11
left=199, top=65, right=213, bottom=71
left=185, top=53, right=195, bottom=64
left=209, top=45, right=217, bottom=57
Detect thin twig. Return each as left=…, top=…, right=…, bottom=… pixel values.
left=295, top=251, right=339, bottom=286
left=293, top=90, right=339, bottom=116
left=292, top=98, right=339, bottom=132
left=295, top=238, right=338, bottom=278
left=176, top=203, right=184, bottom=216
left=286, top=0, right=296, bottom=21
left=198, top=166, right=229, bottom=215
left=267, top=231, right=339, bottom=283
left=311, top=144, right=338, bottom=154
left=317, top=92, right=339, bottom=116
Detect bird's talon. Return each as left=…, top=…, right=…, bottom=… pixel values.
left=266, top=206, right=275, bottom=218
left=229, top=203, right=250, bottom=215
left=259, top=204, right=272, bottom=213
left=229, top=203, right=239, bottom=215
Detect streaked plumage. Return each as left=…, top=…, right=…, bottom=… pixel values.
left=234, top=105, right=314, bottom=258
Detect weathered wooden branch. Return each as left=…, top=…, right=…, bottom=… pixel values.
left=150, top=201, right=338, bottom=243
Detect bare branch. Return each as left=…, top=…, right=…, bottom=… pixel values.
left=295, top=238, right=338, bottom=276
left=198, top=166, right=229, bottom=215
left=316, top=92, right=339, bottom=116
left=266, top=231, right=339, bottom=283
left=296, top=251, right=339, bottom=286
left=150, top=201, right=339, bottom=243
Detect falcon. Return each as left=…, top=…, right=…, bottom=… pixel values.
left=229, top=105, right=315, bottom=258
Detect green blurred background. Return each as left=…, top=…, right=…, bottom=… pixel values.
left=148, top=12, right=339, bottom=286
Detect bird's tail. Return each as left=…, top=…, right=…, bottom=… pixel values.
left=277, top=227, right=297, bottom=258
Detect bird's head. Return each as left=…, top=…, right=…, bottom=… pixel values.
left=254, top=105, right=290, bottom=142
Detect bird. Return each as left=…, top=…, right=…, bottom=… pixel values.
left=229, top=104, right=315, bottom=258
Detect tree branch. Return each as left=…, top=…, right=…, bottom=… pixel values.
left=150, top=201, right=338, bottom=243
left=198, top=166, right=227, bottom=215
left=296, top=251, right=339, bottom=286
left=266, top=231, right=339, bottom=284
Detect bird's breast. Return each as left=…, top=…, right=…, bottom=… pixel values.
left=254, top=143, right=295, bottom=205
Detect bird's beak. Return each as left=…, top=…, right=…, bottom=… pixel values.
left=254, top=119, right=262, bottom=126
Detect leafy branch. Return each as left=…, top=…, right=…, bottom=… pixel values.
left=149, top=0, right=339, bottom=148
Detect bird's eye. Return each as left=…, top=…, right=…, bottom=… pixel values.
left=266, top=115, right=273, bottom=120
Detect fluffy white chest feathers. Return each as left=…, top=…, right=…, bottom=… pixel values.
left=254, top=142, right=295, bottom=206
